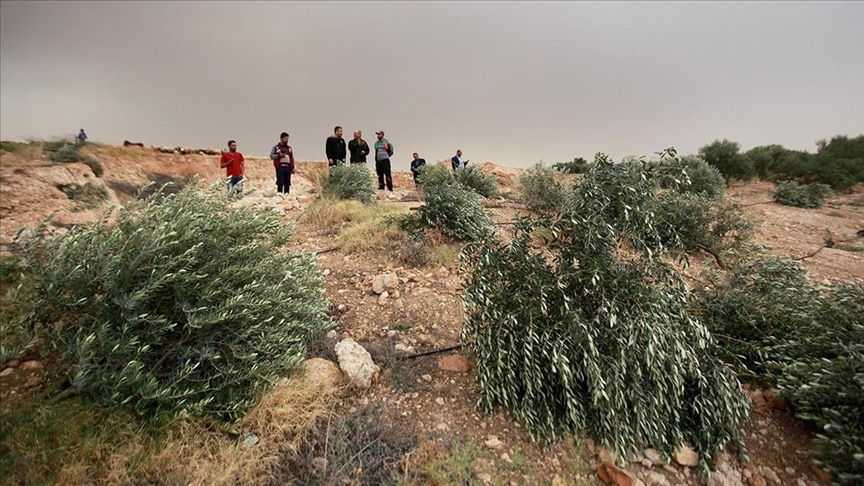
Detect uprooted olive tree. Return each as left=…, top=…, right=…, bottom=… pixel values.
left=459, top=152, right=750, bottom=474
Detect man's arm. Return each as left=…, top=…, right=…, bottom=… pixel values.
left=325, top=138, right=335, bottom=163
left=220, top=152, right=230, bottom=168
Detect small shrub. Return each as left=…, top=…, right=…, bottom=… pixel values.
left=41, top=139, right=68, bottom=153
left=454, top=165, right=498, bottom=198
left=417, top=183, right=492, bottom=241
left=519, top=162, right=571, bottom=213
left=321, top=164, right=376, bottom=203
left=416, top=163, right=455, bottom=192
left=56, top=182, right=109, bottom=211
left=49, top=144, right=82, bottom=163
left=698, top=139, right=754, bottom=185
left=774, top=181, right=834, bottom=208
left=655, top=192, right=753, bottom=256
left=552, top=157, right=592, bottom=174
left=0, top=141, right=27, bottom=153
left=18, top=177, right=334, bottom=424
left=653, top=155, right=725, bottom=200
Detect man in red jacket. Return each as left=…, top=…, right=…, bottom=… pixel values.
left=220, top=139, right=245, bottom=196
left=270, top=132, right=295, bottom=196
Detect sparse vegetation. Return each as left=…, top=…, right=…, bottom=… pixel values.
left=321, top=163, right=377, bottom=203
left=460, top=153, right=750, bottom=474
left=518, top=162, right=571, bottom=213
left=552, top=157, right=591, bottom=174
left=416, top=163, right=455, bottom=192
left=453, top=165, right=499, bottom=198
left=44, top=142, right=105, bottom=177
left=652, top=154, right=726, bottom=200
left=774, top=180, right=834, bottom=208
left=16, top=177, right=333, bottom=424
left=56, top=182, right=109, bottom=211
left=655, top=191, right=753, bottom=256
left=0, top=140, right=27, bottom=153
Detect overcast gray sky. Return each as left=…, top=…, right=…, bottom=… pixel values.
left=2, top=1, right=863, bottom=168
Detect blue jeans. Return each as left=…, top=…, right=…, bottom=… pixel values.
left=227, top=175, right=243, bottom=195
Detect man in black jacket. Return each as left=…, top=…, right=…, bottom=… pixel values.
left=326, top=126, right=347, bottom=168
left=451, top=149, right=469, bottom=172
left=348, top=129, right=370, bottom=167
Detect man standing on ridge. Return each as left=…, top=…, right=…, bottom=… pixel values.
left=410, top=152, right=426, bottom=187
left=326, top=126, right=347, bottom=168
left=451, top=149, right=469, bottom=172
left=220, top=139, right=245, bottom=196
left=77, top=128, right=88, bottom=145
left=374, top=130, right=394, bottom=191
left=270, top=132, right=295, bottom=196
left=348, top=129, right=370, bottom=168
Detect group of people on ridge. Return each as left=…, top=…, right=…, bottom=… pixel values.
left=219, top=129, right=470, bottom=197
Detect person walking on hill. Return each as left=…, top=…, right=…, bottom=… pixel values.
left=348, top=129, right=370, bottom=167
left=220, top=139, right=245, bottom=196
left=77, top=129, right=88, bottom=145
left=270, top=132, right=295, bottom=196
left=326, top=126, right=347, bottom=169
left=374, top=130, right=394, bottom=191
left=451, top=149, right=469, bottom=172
left=410, top=152, right=426, bottom=187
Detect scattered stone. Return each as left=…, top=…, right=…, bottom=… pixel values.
left=477, top=473, right=492, bottom=484
left=673, top=445, right=698, bottom=467
left=303, top=358, right=343, bottom=389
left=663, top=465, right=677, bottom=475
left=643, top=448, right=663, bottom=466
left=796, top=479, right=807, bottom=486
left=0, top=368, right=13, bottom=377
left=392, top=290, right=401, bottom=299
left=435, top=397, right=445, bottom=405
left=640, top=459, right=653, bottom=469
left=748, top=475, right=767, bottom=486
left=322, top=269, right=331, bottom=277
left=785, top=467, right=796, bottom=476
left=750, top=388, right=767, bottom=407
left=337, top=304, right=347, bottom=313
left=646, top=471, right=669, bottom=486
left=436, top=423, right=448, bottom=431
left=484, top=435, right=504, bottom=450
left=552, top=474, right=565, bottom=486
left=20, top=361, right=42, bottom=371
left=7, top=360, right=19, bottom=367
left=598, top=461, right=638, bottom=486
left=810, top=465, right=831, bottom=483
left=743, top=469, right=753, bottom=479
left=438, top=355, right=470, bottom=373
left=240, top=431, right=259, bottom=448
left=372, top=273, right=399, bottom=294
left=333, top=338, right=380, bottom=389
left=387, top=330, right=398, bottom=338
left=501, top=452, right=513, bottom=463
left=421, top=374, right=432, bottom=382
left=326, top=330, right=339, bottom=339
left=378, top=291, right=389, bottom=305
left=597, top=448, right=617, bottom=464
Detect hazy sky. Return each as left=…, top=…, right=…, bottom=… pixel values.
left=2, top=1, right=863, bottom=168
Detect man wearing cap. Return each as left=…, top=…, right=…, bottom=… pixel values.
left=270, top=132, right=295, bottom=196
left=326, top=126, right=347, bottom=168
left=374, top=130, right=394, bottom=191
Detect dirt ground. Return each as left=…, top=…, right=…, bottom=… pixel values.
left=1, top=144, right=861, bottom=485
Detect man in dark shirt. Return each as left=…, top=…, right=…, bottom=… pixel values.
left=326, top=126, right=347, bottom=168
left=410, top=152, right=426, bottom=187
left=348, top=129, right=370, bottom=167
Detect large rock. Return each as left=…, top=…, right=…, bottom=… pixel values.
left=372, top=273, right=399, bottom=295
left=438, top=355, right=470, bottom=373
left=334, top=338, right=380, bottom=389
left=303, top=358, right=344, bottom=389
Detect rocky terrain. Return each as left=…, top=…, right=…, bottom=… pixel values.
left=1, top=142, right=862, bottom=485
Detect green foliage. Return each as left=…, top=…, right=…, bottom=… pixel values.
left=698, top=139, right=754, bottom=185
left=655, top=192, right=753, bottom=256
left=46, top=143, right=104, bottom=177
left=416, top=163, right=454, bottom=191
left=453, top=165, right=499, bottom=198
left=552, top=157, right=592, bottom=174
left=653, top=155, right=725, bottom=200
left=743, top=136, right=864, bottom=191
left=0, top=140, right=27, bottom=153
left=56, top=182, right=109, bottom=211
left=460, top=153, right=749, bottom=473
left=766, top=283, right=864, bottom=484
left=321, top=164, right=376, bottom=203
left=17, top=178, right=334, bottom=424
left=694, top=250, right=820, bottom=375
left=774, top=181, right=834, bottom=208
left=418, top=183, right=492, bottom=241
left=518, top=162, right=571, bottom=213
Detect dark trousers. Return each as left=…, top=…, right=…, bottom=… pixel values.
left=376, top=159, right=393, bottom=191
left=276, top=165, right=292, bottom=193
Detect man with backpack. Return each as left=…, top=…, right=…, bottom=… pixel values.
left=374, top=130, right=394, bottom=191
left=270, top=132, right=295, bottom=196
left=326, top=126, right=347, bottom=168
left=220, top=139, right=245, bottom=197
